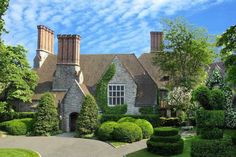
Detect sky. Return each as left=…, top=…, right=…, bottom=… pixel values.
left=2, top=0, right=236, bottom=66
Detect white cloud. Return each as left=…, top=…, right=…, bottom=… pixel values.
left=2, top=0, right=230, bottom=66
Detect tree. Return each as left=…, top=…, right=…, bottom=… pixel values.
left=153, top=17, right=215, bottom=89
left=0, top=0, right=9, bottom=39
left=76, top=95, right=98, bottom=137
left=0, top=44, right=38, bottom=105
left=217, top=25, right=236, bottom=88
left=33, top=93, right=59, bottom=136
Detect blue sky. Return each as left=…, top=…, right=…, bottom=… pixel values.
left=2, top=0, right=236, bottom=66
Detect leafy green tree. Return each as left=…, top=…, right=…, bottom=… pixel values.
left=33, top=93, right=59, bottom=136
left=153, top=17, right=215, bottom=89
left=217, top=25, right=236, bottom=88
left=76, top=95, right=98, bottom=137
left=0, top=0, right=9, bottom=39
left=0, top=45, right=38, bottom=105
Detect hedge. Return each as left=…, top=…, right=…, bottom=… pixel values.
left=100, top=114, right=159, bottom=127
left=153, top=127, right=179, bottom=136
left=118, top=117, right=136, bottom=123
left=232, top=133, right=236, bottom=145
left=134, top=119, right=154, bottom=139
left=113, top=122, right=143, bottom=143
left=0, top=112, right=35, bottom=123
left=196, top=109, right=224, bottom=128
left=0, top=118, right=33, bottom=135
left=200, top=127, right=223, bottom=139
left=150, top=135, right=181, bottom=143
left=147, top=139, right=184, bottom=156
left=97, top=121, right=118, bottom=141
left=191, top=138, right=234, bottom=157
left=160, top=117, right=180, bottom=126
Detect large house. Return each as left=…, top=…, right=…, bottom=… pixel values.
left=20, top=25, right=226, bottom=132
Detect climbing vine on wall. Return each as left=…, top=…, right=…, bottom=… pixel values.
left=95, top=64, right=127, bottom=114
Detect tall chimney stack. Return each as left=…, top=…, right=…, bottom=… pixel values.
left=150, top=32, right=163, bottom=52
left=57, top=34, right=80, bottom=65
left=34, top=25, right=54, bottom=68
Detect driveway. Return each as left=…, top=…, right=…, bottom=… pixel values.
left=0, top=134, right=147, bottom=157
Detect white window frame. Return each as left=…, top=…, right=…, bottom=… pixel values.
left=107, top=84, right=125, bottom=106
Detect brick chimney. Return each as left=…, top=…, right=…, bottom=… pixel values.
left=52, top=34, right=82, bottom=91
left=150, top=31, right=163, bottom=52
left=33, top=25, right=54, bottom=68
left=57, top=34, right=80, bottom=65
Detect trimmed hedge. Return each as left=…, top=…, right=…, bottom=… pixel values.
left=201, top=127, right=223, bottom=139
left=118, top=117, right=136, bottom=123
left=134, top=119, right=154, bottom=139
left=0, top=118, right=33, bottom=135
left=160, top=117, right=180, bottom=126
left=191, top=138, right=234, bottom=157
left=113, top=122, right=143, bottom=143
left=100, top=114, right=159, bottom=127
left=196, top=109, right=224, bottom=128
left=150, top=135, right=181, bottom=143
left=0, top=112, right=35, bottom=123
left=153, top=127, right=179, bottom=136
left=232, top=133, right=236, bottom=145
left=97, top=121, right=118, bottom=141
left=147, top=139, right=184, bottom=156
left=210, top=89, right=225, bottom=110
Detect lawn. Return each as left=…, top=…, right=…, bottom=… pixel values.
left=0, top=148, right=40, bottom=157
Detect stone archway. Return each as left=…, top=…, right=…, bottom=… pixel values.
left=69, top=112, right=78, bottom=132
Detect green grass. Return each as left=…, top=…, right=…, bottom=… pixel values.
left=109, top=141, right=128, bottom=148
left=127, top=137, right=194, bottom=157
left=0, top=148, right=40, bottom=157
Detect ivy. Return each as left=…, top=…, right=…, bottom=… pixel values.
left=95, top=64, right=127, bottom=114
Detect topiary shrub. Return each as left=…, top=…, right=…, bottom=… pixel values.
left=0, top=118, right=33, bottom=135
left=97, top=121, right=118, bottom=141
left=191, top=137, right=234, bottom=157
left=117, top=117, right=136, bottom=123
left=147, top=127, right=183, bottom=156
left=134, top=119, right=154, bottom=139
left=192, top=86, right=211, bottom=110
left=200, top=127, right=224, bottom=139
left=33, top=93, right=59, bottom=136
left=76, top=95, right=98, bottom=137
left=210, top=89, right=225, bottom=110
left=113, top=122, right=143, bottom=143
left=147, top=138, right=184, bottom=156
left=153, top=127, right=179, bottom=136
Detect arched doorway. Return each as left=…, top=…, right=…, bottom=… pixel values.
left=69, top=112, right=78, bottom=132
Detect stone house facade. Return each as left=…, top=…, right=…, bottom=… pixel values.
left=29, top=25, right=168, bottom=132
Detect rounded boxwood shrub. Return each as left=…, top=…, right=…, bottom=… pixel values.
left=117, top=117, right=136, bottom=123
left=192, top=86, right=211, bottom=110
left=150, top=134, right=181, bottom=143
left=134, top=119, right=153, bottom=139
left=210, top=89, right=225, bottom=110
left=154, top=127, right=179, bottom=136
left=0, top=118, right=33, bottom=135
left=97, top=121, right=118, bottom=141
left=201, top=127, right=223, bottom=139
left=147, top=138, right=184, bottom=156
left=191, top=138, right=233, bottom=157
left=113, top=122, right=143, bottom=143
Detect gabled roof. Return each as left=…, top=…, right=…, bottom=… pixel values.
left=138, top=53, right=168, bottom=89
left=33, top=53, right=157, bottom=106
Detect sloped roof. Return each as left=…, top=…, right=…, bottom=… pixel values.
left=33, top=53, right=157, bottom=106
left=138, top=53, right=168, bottom=89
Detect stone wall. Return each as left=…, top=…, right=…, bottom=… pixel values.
left=109, top=56, right=139, bottom=114
left=61, top=80, right=84, bottom=132
left=52, top=64, right=80, bottom=91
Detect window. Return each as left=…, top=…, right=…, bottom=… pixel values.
left=108, top=84, right=125, bottom=105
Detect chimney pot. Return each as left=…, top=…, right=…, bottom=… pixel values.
left=37, top=25, right=54, bottom=54
left=150, top=31, right=163, bottom=52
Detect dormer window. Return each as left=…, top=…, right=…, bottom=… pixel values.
left=108, top=84, right=125, bottom=105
